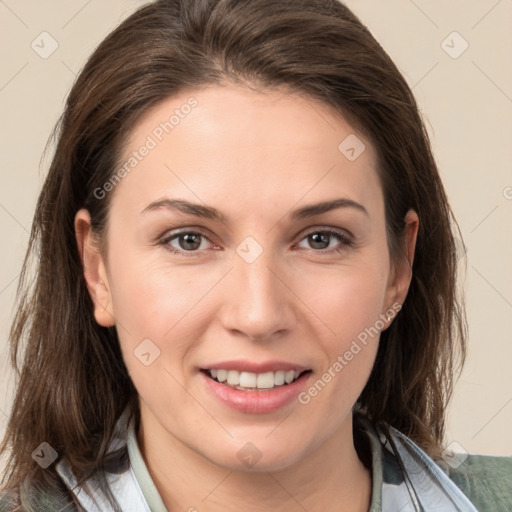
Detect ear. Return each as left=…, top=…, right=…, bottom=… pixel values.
left=74, top=209, right=115, bottom=327
left=383, top=209, right=419, bottom=319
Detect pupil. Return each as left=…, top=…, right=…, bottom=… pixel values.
left=309, top=233, right=329, bottom=249
left=180, top=234, right=201, bottom=250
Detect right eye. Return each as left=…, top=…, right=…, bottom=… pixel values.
left=160, top=230, right=216, bottom=256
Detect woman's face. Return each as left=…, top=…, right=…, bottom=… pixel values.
left=77, top=84, right=416, bottom=471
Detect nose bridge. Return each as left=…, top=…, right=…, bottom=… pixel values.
left=221, top=239, right=293, bottom=339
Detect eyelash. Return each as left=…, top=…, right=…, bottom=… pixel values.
left=159, top=228, right=354, bottom=258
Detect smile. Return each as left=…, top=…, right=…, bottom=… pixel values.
left=202, top=369, right=310, bottom=391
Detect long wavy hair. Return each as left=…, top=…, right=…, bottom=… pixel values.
left=1, top=0, right=467, bottom=506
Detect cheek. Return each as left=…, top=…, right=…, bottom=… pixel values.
left=295, top=281, right=382, bottom=420
left=105, top=251, right=228, bottom=393
left=290, top=258, right=388, bottom=401
left=108, top=250, right=215, bottom=338
left=106, top=256, right=203, bottom=408
left=292, top=258, right=389, bottom=342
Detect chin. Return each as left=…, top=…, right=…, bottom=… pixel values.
left=201, top=437, right=309, bottom=473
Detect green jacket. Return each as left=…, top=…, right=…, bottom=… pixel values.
left=1, top=411, right=511, bottom=511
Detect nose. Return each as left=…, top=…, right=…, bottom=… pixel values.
left=218, top=246, right=297, bottom=342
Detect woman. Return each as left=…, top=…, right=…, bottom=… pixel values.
left=1, top=0, right=510, bottom=510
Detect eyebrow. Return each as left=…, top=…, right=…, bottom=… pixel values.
left=140, top=197, right=369, bottom=222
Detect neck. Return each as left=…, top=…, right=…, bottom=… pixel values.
left=137, top=409, right=372, bottom=512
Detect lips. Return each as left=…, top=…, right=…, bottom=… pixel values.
left=200, top=360, right=310, bottom=389
left=199, top=359, right=312, bottom=395
left=200, top=368, right=313, bottom=414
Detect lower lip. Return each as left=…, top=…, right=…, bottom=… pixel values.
left=200, top=371, right=312, bottom=414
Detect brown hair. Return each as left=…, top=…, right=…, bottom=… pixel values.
left=1, top=0, right=466, bottom=506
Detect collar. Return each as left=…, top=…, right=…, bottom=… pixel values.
left=355, top=415, right=478, bottom=511
left=55, top=410, right=477, bottom=511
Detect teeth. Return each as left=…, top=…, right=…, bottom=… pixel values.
left=227, top=370, right=239, bottom=386
left=207, top=369, right=302, bottom=389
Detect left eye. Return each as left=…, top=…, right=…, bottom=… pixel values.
left=297, top=230, right=350, bottom=251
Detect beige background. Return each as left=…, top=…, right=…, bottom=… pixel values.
left=1, top=0, right=511, bottom=458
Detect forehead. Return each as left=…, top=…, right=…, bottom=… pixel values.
left=113, top=84, right=382, bottom=218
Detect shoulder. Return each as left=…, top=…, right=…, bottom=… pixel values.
left=0, top=489, right=19, bottom=512
left=0, top=481, right=79, bottom=512
left=438, top=454, right=512, bottom=511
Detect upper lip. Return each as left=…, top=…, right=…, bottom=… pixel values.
left=200, top=360, right=310, bottom=373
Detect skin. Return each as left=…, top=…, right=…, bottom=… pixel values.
left=75, top=84, right=418, bottom=511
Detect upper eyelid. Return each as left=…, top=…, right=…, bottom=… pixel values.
left=300, top=226, right=352, bottom=238
left=161, top=225, right=351, bottom=238
left=160, top=226, right=214, bottom=241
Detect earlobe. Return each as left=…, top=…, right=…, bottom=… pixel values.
left=74, top=209, right=115, bottom=327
